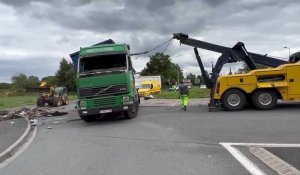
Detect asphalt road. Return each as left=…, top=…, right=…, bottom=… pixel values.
left=0, top=118, right=27, bottom=153
left=1, top=103, right=300, bottom=175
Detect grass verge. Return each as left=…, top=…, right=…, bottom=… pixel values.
left=0, top=94, right=78, bottom=110
left=154, top=87, right=210, bottom=99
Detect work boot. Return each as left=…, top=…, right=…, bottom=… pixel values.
left=184, top=106, right=187, bottom=111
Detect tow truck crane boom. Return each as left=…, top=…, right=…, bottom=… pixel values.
left=173, top=33, right=288, bottom=110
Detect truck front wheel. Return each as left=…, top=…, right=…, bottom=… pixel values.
left=221, top=89, right=246, bottom=111
left=252, top=90, right=277, bottom=110
left=124, top=102, right=139, bottom=119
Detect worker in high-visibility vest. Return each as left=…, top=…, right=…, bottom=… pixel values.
left=179, top=81, right=189, bottom=111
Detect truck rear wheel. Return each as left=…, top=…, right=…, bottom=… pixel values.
left=221, top=89, right=246, bottom=111
left=124, top=102, right=139, bottom=119
left=37, top=97, right=45, bottom=107
left=252, top=90, right=277, bottom=110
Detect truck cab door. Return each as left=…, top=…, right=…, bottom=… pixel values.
left=287, top=65, right=300, bottom=97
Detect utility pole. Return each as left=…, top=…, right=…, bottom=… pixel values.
left=177, top=66, right=179, bottom=84
left=284, top=46, right=290, bottom=58
left=229, top=67, right=232, bottom=75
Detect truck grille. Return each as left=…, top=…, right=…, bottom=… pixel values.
left=93, top=97, right=117, bottom=107
left=79, top=84, right=127, bottom=98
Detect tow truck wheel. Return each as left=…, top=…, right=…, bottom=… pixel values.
left=252, top=90, right=277, bottom=110
left=221, top=89, right=246, bottom=111
left=124, top=101, right=139, bottom=119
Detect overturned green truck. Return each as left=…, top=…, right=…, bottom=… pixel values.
left=70, top=40, right=139, bottom=122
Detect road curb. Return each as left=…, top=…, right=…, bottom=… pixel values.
left=0, top=118, right=36, bottom=166
left=250, top=146, right=300, bottom=175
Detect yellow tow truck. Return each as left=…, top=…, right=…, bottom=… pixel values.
left=214, top=62, right=300, bottom=110
left=173, top=33, right=300, bottom=111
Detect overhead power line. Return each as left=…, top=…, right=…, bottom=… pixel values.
left=130, top=38, right=173, bottom=56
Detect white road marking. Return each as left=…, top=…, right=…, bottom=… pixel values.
left=0, top=126, right=37, bottom=170
left=220, top=142, right=266, bottom=175
left=227, top=143, right=300, bottom=147
left=0, top=118, right=31, bottom=159
left=221, top=142, right=300, bottom=175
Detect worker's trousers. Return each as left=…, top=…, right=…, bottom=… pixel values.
left=180, top=95, right=188, bottom=107
left=172, top=85, right=176, bottom=91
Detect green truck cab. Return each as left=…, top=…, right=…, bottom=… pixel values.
left=76, top=44, right=139, bottom=122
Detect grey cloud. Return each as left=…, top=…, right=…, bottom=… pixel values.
left=0, top=56, right=60, bottom=82
left=202, top=0, right=229, bottom=6
left=0, top=0, right=300, bottom=82
left=7, top=0, right=209, bottom=36
left=0, top=0, right=93, bottom=7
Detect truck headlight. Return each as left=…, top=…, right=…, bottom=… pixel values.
left=79, top=101, right=87, bottom=107
left=123, top=96, right=130, bottom=101
left=123, top=96, right=133, bottom=105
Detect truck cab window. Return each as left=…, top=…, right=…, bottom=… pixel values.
left=80, top=54, right=127, bottom=73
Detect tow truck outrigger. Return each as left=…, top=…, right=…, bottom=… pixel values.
left=173, top=33, right=300, bottom=111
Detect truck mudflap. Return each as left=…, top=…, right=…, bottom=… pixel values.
left=79, top=105, right=130, bottom=116
left=257, top=82, right=288, bottom=88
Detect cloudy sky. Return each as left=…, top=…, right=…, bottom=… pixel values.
left=0, top=0, right=299, bottom=82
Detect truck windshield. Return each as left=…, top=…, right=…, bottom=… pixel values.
left=79, top=54, right=127, bottom=73
left=141, top=84, right=151, bottom=89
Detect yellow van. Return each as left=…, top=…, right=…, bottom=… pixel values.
left=138, top=80, right=161, bottom=97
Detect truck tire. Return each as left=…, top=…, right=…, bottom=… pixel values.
left=252, top=90, right=277, bottom=110
left=53, top=97, right=62, bottom=107
left=37, top=97, right=45, bottom=107
left=124, top=101, right=139, bottom=119
left=221, top=89, right=246, bottom=111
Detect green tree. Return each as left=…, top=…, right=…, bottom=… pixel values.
left=186, top=73, right=196, bottom=85
left=56, top=58, right=76, bottom=91
left=140, top=53, right=183, bottom=88
left=26, top=76, right=40, bottom=87
left=11, top=73, right=28, bottom=90
left=0, top=83, right=11, bottom=89
left=194, top=75, right=201, bottom=86
left=11, top=73, right=40, bottom=91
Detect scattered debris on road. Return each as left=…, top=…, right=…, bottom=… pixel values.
left=0, top=110, right=9, bottom=115
left=0, top=106, right=68, bottom=122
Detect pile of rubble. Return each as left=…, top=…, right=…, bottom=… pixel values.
left=0, top=106, right=67, bottom=122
